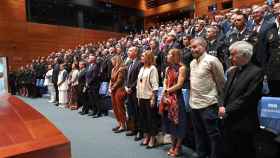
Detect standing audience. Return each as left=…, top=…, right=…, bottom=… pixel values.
left=11, top=3, right=280, bottom=157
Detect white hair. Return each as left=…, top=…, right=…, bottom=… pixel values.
left=229, top=41, right=253, bottom=61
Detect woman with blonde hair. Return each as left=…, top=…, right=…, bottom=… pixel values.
left=159, top=48, right=187, bottom=157
left=136, top=50, right=159, bottom=148
left=109, top=55, right=127, bottom=133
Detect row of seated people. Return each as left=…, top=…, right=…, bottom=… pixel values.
left=10, top=2, right=280, bottom=158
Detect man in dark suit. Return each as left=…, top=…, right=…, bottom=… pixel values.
left=125, top=46, right=143, bottom=140
left=219, top=41, right=264, bottom=158
left=52, top=57, right=62, bottom=106
left=192, top=19, right=207, bottom=38
left=77, top=61, right=87, bottom=112
left=83, top=55, right=101, bottom=117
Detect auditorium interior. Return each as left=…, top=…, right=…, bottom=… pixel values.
left=1, top=0, right=280, bottom=158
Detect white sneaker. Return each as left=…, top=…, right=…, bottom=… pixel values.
left=48, top=100, right=54, bottom=103
left=58, top=104, right=65, bottom=108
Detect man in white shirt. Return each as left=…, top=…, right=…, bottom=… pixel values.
left=189, top=37, right=225, bottom=158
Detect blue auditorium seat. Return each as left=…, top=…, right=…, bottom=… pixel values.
left=99, top=82, right=109, bottom=96
left=259, top=97, right=280, bottom=134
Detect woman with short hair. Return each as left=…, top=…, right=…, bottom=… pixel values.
left=136, top=50, right=159, bottom=148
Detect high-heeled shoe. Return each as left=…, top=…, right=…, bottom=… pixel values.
left=140, top=137, right=150, bottom=146
left=114, top=127, right=125, bottom=133
left=112, top=126, right=120, bottom=132
left=170, top=147, right=182, bottom=157
left=146, top=138, right=157, bottom=149
left=167, top=147, right=175, bottom=156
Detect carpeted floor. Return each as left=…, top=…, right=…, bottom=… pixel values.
left=19, top=96, right=196, bottom=158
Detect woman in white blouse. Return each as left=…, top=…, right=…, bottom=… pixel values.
left=136, top=50, right=159, bottom=149
left=57, top=63, right=69, bottom=108
left=44, top=64, right=56, bottom=103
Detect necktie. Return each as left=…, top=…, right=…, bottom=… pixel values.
left=128, top=62, right=134, bottom=77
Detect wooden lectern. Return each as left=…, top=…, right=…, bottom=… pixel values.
left=0, top=93, right=71, bottom=158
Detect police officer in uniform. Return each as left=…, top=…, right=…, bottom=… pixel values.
left=206, top=26, right=227, bottom=70
left=267, top=8, right=280, bottom=97
left=226, top=13, right=251, bottom=46
left=249, top=6, right=278, bottom=68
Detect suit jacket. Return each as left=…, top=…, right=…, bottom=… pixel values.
left=85, top=63, right=100, bottom=90
left=78, top=69, right=86, bottom=85
left=223, top=63, right=264, bottom=133
left=125, top=59, right=142, bottom=92
left=250, top=20, right=278, bottom=68
left=110, top=66, right=126, bottom=92
left=52, top=64, right=60, bottom=84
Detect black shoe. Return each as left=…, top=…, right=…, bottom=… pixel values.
left=79, top=111, right=88, bottom=115
left=114, top=128, right=126, bottom=133
left=112, top=126, right=120, bottom=132
left=93, top=113, right=102, bottom=118
left=134, top=133, right=143, bottom=141
left=103, top=111, right=109, bottom=116
left=88, top=112, right=96, bottom=116
left=126, top=131, right=137, bottom=136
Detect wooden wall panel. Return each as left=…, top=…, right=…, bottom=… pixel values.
left=143, top=0, right=193, bottom=17
left=195, top=0, right=265, bottom=17
left=0, top=0, right=123, bottom=70
left=100, top=0, right=192, bottom=17
left=97, top=0, right=145, bottom=10
left=233, top=0, right=264, bottom=8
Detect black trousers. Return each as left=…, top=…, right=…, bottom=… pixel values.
left=224, top=128, right=256, bottom=158
left=53, top=83, right=59, bottom=102
left=127, top=92, right=140, bottom=132
left=84, top=88, right=101, bottom=114
left=138, top=99, right=159, bottom=136
left=77, top=88, right=87, bottom=109
left=190, top=105, right=224, bottom=158
left=268, top=80, right=280, bottom=97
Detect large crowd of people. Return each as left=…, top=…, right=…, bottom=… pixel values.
left=8, top=1, right=280, bottom=158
